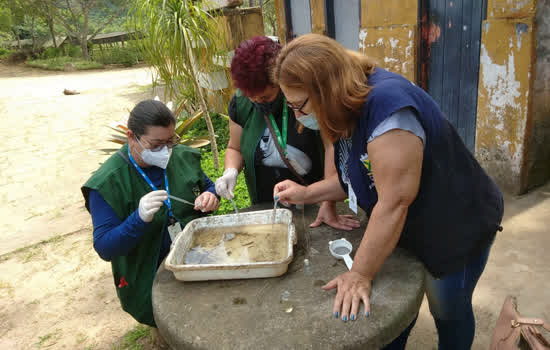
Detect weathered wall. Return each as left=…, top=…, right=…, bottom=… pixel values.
left=475, top=0, right=546, bottom=194
left=205, top=7, right=264, bottom=113
left=274, top=0, right=288, bottom=43
left=525, top=0, right=550, bottom=190
left=358, top=0, right=418, bottom=82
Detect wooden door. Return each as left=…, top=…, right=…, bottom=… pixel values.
left=286, top=0, right=313, bottom=39
left=418, top=0, right=487, bottom=151
left=325, top=0, right=361, bottom=50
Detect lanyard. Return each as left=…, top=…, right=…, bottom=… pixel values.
left=127, top=148, right=175, bottom=219
left=267, top=97, right=288, bottom=154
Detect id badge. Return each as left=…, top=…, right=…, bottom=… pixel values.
left=167, top=222, right=182, bottom=241
left=348, top=183, right=358, bottom=214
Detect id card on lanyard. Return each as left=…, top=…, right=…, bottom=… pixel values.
left=128, top=149, right=181, bottom=239
left=338, top=139, right=358, bottom=214
left=339, top=162, right=358, bottom=214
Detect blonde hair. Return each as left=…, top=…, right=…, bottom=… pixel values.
left=273, top=34, right=376, bottom=142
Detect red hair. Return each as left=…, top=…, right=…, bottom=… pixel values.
left=230, top=36, right=281, bottom=96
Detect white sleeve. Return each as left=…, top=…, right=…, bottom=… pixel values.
left=367, top=107, right=426, bottom=148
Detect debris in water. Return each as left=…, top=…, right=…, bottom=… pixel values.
left=233, top=297, right=247, bottom=305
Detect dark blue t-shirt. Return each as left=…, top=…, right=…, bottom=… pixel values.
left=335, top=68, right=503, bottom=277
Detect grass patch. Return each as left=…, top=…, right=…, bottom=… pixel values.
left=200, top=149, right=250, bottom=215
left=26, top=57, right=104, bottom=71
left=0, top=48, right=13, bottom=60
left=0, top=228, right=88, bottom=264
left=76, top=332, right=88, bottom=345
left=93, top=46, right=143, bottom=67
left=112, top=325, right=151, bottom=350
left=35, top=329, right=62, bottom=348
left=21, top=246, right=46, bottom=263
left=0, top=280, right=14, bottom=298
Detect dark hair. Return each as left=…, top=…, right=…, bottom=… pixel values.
left=230, top=36, right=281, bottom=96
left=127, top=100, right=176, bottom=137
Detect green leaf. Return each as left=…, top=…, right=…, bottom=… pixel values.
left=176, top=110, right=203, bottom=136
left=181, top=137, right=210, bottom=148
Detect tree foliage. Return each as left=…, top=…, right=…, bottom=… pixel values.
left=131, top=0, right=229, bottom=169
left=49, top=0, right=128, bottom=59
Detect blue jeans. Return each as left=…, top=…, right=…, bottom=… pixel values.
left=425, top=242, right=493, bottom=350
left=383, top=241, right=493, bottom=350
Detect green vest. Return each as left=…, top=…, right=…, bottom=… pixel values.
left=81, top=144, right=205, bottom=326
left=233, top=90, right=325, bottom=204
left=233, top=90, right=266, bottom=204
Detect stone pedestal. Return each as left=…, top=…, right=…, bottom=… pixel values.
left=152, top=203, right=425, bottom=349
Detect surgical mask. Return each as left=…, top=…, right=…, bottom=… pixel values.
left=253, top=92, right=283, bottom=116
left=297, top=113, right=320, bottom=130
left=136, top=137, right=172, bottom=169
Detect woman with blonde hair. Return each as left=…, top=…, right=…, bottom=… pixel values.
left=273, top=34, right=503, bottom=349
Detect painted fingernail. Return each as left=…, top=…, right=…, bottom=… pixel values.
left=334, top=311, right=339, bottom=318
left=343, top=315, right=348, bottom=322
left=365, top=311, right=370, bottom=317
left=274, top=195, right=279, bottom=200
left=351, top=314, right=355, bottom=321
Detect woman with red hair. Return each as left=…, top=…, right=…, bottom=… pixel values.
left=215, top=35, right=359, bottom=230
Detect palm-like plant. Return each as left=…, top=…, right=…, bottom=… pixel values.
left=105, top=108, right=211, bottom=153
left=130, top=0, right=228, bottom=169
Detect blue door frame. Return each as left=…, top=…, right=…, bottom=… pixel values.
left=418, top=0, right=488, bottom=151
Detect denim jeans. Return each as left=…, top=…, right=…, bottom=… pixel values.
left=382, top=241, right=493, bottom=350
left=425, top=242, right=493, bottom=350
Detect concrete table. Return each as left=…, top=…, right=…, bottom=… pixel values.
left=153, top=203, right=425, bottom=349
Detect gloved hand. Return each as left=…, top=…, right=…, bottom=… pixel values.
left=138, top=190, right=167, bottom=223
left=194, top=192, right=220, bottom=212
left=215, top=168, right=238, bottom=200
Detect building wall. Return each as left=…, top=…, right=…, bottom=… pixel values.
left=275, top=0, right=418, bottom=81
left=273, top=0, right=549, bottom=194
left=358, top=0, right=418, bottom=82
left=525, top=0, right=550, bottom=191
left=475, top=0, right=548, bottom=194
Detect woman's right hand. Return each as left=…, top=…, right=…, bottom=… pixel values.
left=138, top=190, right=168, bottom=223
left=215, top=168, right=239, bottom=200
left=273, top=180, right=307, bottom=204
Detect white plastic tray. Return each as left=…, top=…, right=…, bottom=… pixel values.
left=164, top=209, right=296, bottom=281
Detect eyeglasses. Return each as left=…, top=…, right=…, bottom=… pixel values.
left=286, top=97, right=309, bottom=114
left=136, top=134, right=181, bottom=152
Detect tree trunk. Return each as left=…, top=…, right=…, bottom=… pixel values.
left=268, top=17, right=276, bottom=35
left=81, top=8, right=89, bottom=60
left=80, top=36, right=88, bottom=60
left=30, top=15, right=36, bottom=52
left=47, top=17, right=57, bottom=47
left=195, top=81, right=220, bottom=170
left=184, top=37, right=220, bottom=169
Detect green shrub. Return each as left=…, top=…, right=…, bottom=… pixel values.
left=26, top=57, right=104, bottom=71
left=94, top=46, right=142, bottom=67
left=185, top=113, right=230, bottom=149
left=64, top=44, right=82, bottom=58
left=0, top=47, right=13, bottom=59
left=39, top=47, right=63, bottom=59
left=200, top=149, right=251, bottom=215
left=184, top=112, right=250, bottom=215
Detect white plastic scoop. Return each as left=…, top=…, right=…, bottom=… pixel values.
left=328, top=238, right=354, bottom=270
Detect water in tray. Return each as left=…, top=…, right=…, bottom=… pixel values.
left=184, top=224, right=288, bottom=265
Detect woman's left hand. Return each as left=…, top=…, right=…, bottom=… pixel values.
left=194, top=192, right=220, bottom=212
left=311, top=201, right=361, bottom=231
left=322, top=271, right=372, bottom=322
left=273, top=180, right=307, bottom=204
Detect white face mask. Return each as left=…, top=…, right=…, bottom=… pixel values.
left=297, top=113, right=320, bottom=130
left=136, top=137, right=172, bottom=169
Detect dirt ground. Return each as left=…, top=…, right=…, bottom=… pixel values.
left=0, top=63, right=549, bottom=350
